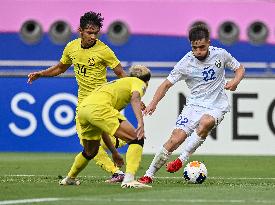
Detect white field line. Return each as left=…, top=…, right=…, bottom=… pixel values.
left=0, top=198, right=60, bottom=205
left=74, top=197, right=275, bottom=204
left=1, top=197, right=275, bottom=205
left=2, top=174, right=275, bottom=180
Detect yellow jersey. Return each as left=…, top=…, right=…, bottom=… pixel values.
left=60, top=38, right=120, bottom=106
left=81, top=77, right=147, bottom=111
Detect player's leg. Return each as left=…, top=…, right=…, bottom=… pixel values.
left=139, top=105, right=194, bottom=183
left=166, top=130, right=205, bottom=173
left=94, top=137, right=125, bottom=183
left=94, top=145, right=120, bottom=174
left=78, top=110, right=124, bottom=183
left=138, top=128, right=187, bottom=183
left=60, top=105, right=102, bottom=185
left=112, top=120, right=151, bottom=188
left=59, top=139, right=100, bottom=185
left=86, top=105, right=150, bottom=188
left=168, top=109, right=226, bottom=173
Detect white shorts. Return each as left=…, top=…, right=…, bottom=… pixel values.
left=174, top=105, right=228, bottom=136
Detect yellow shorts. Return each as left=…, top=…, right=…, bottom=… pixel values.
left=77, top=104, right=126, bottom=141
left=76, top=116, right=126, bottom=147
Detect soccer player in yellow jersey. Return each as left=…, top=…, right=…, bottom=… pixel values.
left=60, top=65, right=152, bottom=188
left=27, top=11, right=127, bottom=182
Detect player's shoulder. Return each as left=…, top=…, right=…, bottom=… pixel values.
left=175, top=51, right=193, bottom=68
left=209, top=46, right=227, bottom=55
left=63, top=38, right=81, bottom=52
left=124, top=77, right=144, bottom=84
left=95, top=39, right=112, bottom=51
left=124, top=76, right=140, bottom=82
left=183, top=51, right=194, bottom=61
left=66, top=38, right=81, bottom=47
left=126, top=77, right=146, bottom=93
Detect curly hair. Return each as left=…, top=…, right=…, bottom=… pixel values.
left=189, top=24, right=210, bottom=42
left=80, top=11, right=104, bottom=29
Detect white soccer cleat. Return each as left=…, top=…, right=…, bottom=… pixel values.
left=121, top=180, right=152, bottom=188
left=59, top=176, right=81, bottom=186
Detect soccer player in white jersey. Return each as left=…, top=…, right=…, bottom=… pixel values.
left=138, top=25, right=245, bottom=184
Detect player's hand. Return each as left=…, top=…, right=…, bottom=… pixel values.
left=112, top=152, right=124, bottom=168
left=224, top=79, right=238, bottom=91
left=27, top=72, right=42, bottom=84
left=143, top=102, right=156, bottom=116
left=136, top=123, right=145, bottom=140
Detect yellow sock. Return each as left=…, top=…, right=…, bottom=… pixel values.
left=93, top=146, right=119, bottom=174
left=125, top=144, right=143, bottom=175
left=68, top=152, right=89, bottom=178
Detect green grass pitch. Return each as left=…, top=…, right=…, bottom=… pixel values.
left=0, top=153, right=275, bottom=205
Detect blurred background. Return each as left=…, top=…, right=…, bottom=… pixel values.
left=1, top=0, right=275, bottom=155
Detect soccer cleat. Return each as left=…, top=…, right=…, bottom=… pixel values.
left=105, top=173, right=125, bottom=183
left=138, top=176, right=153, bottom=184
left=121, top=180, right=152, bottom=188
left=166, top=158, right=183, bottom=173
left=59, top=176, right=81, bottom=186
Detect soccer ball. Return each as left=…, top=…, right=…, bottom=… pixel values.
left=183, top=161, right=207, bottom=184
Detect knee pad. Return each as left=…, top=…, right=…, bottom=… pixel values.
left=128, top=138, right=144, bottom=147
left=82, top=150, right=94, bottom=160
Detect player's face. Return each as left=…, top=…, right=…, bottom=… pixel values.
left=191, top=38, right=210, bottom=61
left=79, top=24, right=100, bottom=48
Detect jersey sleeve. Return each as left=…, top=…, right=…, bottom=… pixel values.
left=102, top=46, right=120, bottom=69
left=131, top=79, right=146, bottom=97
left=60, top=43, right=72, bottom=65
left=167, top=56, right=188, bottom=84
left=223, top=49, right=240, bottom=71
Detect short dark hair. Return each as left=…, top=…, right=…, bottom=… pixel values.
left=80, top=11, right=104, bottom=29
left=189, top=25, right=210, bottom=42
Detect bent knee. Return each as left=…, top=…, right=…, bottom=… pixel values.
left=82, top=146, right=100, bottom=160
left=197, top=114, right=216, bottom=136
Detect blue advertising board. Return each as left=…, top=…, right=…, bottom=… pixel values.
left=0, top=77, right=134, bottom=152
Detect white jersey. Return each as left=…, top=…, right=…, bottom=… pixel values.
left=167, top=46, right=240, bottom=111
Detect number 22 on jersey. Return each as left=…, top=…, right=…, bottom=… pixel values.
left=202, top=66, right=216, bottom=82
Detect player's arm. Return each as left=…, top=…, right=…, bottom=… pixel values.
left=113, top=63, right=127, bottom=78
left=144, top=79, right=173, bottom=116
left=102, top=132, right=124, bottom=167
left=224, top=64, right=245, bottom=91
left=27, top=62, right=71, bottom=84
left=131, top=91, right=145, bottom=139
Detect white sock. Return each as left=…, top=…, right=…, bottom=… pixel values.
left=145, top=146, right=172, bottom=178
left=178, top=131, right=205, bottom=162
left=115, top=170, right=124, bottom=175
left=122, top=173, right=134, bottom=183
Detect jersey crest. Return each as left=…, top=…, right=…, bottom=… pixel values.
left=88, top=57, right=95, bottom=66
left=215, top=59, right=222, bottom=68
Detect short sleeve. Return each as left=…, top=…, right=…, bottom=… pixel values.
left=131, top=79, right=146, bottom=98
left=60, top=43, right=72, bottom=65
left=223, top=49, right=240, bottom=71
left=167, top=57, right=188, bottom=84
left=103, top=47, right=120, bottom=69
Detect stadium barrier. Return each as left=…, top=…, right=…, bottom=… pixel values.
left=1, top=75, right=275, bottom=155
